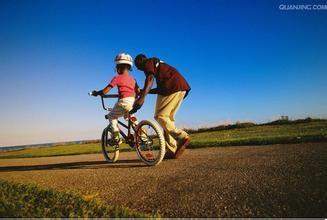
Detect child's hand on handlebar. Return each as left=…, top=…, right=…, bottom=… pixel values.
left=90, top=90, right=103, bottom=97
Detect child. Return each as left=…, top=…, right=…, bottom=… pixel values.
left=92, top=53, right=139, bottom=144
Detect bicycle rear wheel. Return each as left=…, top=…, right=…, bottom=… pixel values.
left=101, top=126, right=119, bottom=162
left=135, top=120, right=165, bottom=166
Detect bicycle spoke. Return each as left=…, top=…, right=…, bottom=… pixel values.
left=137, top=124, right=161, bottom=161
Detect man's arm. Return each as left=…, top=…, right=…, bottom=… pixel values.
left=131, top=74, right=154, bottom=113
left=135, top=81, right=141, bottom=97
left=140, top=74, right=154, bottom=98
left=139, top=88, right=157, bottom=94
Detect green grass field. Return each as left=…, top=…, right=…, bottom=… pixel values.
left=0, top=180, right=153, bottom=217
left=189, top=120, right=327, bottom=148
left=0, top=120, right=326, bottom=159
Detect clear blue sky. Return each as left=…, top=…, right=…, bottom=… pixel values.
left=1, top=0, right=326, bottom=147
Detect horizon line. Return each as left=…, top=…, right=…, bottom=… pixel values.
left=1, top=116, right=325, bottom=149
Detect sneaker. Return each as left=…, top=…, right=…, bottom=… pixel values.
left=174, top=136, right=190, bottom=159
left=108, top=131, right=122, bottom=145
left=140, top=136, right=152, bottom=145
left=139, top=138, right=151, bottom=151
left=108, top=138, right=122, bottom=146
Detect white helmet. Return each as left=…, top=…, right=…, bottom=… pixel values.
left=114, top=53, right=133, bottom=67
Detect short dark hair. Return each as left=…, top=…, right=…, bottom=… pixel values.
left=116, top=63, right=131, bottom=72
left=135, top=54, right=147, bottom=69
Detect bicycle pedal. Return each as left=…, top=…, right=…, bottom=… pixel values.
left=108, top=139, right=122, bottom=146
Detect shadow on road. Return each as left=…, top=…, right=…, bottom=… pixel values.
left=0, top=159, right=147, bottom=172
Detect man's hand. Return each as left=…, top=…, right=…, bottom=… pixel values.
left=130, top=96, right=144, bottom=114
left=149, top=88, right=158, bottom=94
left=136, top=96, right=145, bottom=107
left=130, top=74, right=154, bottom=114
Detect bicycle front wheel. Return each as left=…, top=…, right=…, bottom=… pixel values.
left=135, top=120, right=165, bottom=166
left=101, top=126, right=119, bottom=163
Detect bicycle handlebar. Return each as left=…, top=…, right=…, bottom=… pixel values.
left=101, top=96, right=111, bottom=111
left=89, top=91, right=118, bottom=111
left=88, top=91, right=119, bottom=98
left=102, top=94, right=119, bottom=98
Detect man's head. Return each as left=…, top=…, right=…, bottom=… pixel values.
left=134, top=54, right=147, bottom=70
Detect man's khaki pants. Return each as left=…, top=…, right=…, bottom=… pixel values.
left=154, top=91, right=189, bottom=153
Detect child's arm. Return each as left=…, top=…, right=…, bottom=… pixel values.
left=102, top=84, right=113, bottom=95
left=96, top=76, right=117, bottom=96
left=95, top=84, right=112, bottom=96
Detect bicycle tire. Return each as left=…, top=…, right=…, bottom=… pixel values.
left=135, top=120, right=165, bottom=166
left=101, top=126, right=119, bottom=163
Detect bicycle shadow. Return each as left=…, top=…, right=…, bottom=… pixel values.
left=0, top=159, right=147, bottom=172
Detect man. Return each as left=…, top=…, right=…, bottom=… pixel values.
left=131, top=54, right=191, bottom=159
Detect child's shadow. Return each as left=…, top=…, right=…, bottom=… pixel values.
left=0, top=159, right=148, bottom=172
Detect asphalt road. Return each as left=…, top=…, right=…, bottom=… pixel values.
left=0, top=143, right=326, bottom=217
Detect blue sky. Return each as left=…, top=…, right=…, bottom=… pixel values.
left=1, top=0, right=326, bottom=146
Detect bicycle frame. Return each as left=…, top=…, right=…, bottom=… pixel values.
left=101, top=95, right=137, bottom=147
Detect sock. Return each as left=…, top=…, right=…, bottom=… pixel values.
left=112, top=131, right=120, bottom=140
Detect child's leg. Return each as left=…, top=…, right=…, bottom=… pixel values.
left=107, top=102, right=126, bottom=138
left=110, top=118, right=119, bottom=132
left=109, top=97, right=135, bottom=132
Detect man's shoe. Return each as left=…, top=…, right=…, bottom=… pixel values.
left=164, top=151, right=177, bottom=160
left=175, top=137, right=190, bottom=159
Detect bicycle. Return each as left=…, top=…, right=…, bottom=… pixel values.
left=88, top=92, right=166, bottom=166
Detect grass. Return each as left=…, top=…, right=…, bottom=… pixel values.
left=0, top=120, right=326, bottom=159
left=188, top=120, right=327, bottom=148
left=0, top=142, right=131, bottom=159
left=0, top=180, right=154, bottom=218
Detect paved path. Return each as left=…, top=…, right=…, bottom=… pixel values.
left=0, top=143, right=326, bottom=217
